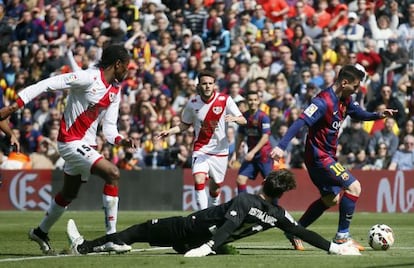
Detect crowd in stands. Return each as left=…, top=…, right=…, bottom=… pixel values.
left=0, top=0, right=414, bottom=171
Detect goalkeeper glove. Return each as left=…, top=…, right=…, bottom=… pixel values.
left=184, top=241, right=215, bottom=257
left=329, top=241, right=361, bottom=256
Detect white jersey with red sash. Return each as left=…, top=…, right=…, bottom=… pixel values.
left=16, top=68, right=123, bottom=146
left=181, top=92, right=242, bottom=156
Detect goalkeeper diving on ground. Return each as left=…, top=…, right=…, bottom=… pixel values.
left=67, top=169, right=361, bottom=257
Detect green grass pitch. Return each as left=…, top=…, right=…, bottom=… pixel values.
left=0, top=211, right=413, bottom=268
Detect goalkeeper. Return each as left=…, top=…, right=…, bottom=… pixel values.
left=67, top=169, right=361, bottom=257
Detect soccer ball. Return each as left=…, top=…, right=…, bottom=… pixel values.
left=368, top=224, right=395, bottom=250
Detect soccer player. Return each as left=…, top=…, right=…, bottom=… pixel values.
left=157, top=70, right=246, bottom=210
left=0, top=44, right=134, bottom=255
left=270, top=65, right=397, bottom=251
left=67, top=169, right=361, bottom=256
left=230, top=91, right=273, bottom=195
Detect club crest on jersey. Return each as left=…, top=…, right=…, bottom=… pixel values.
left=64, top=74, right=78, bottom=84
left=341, top=172, right=350, bottom=181
left=212, top=106, right=223, bottom=114
left=109, top=92, right=116, bottom=102
left=304, top=103, right=318, bottom=117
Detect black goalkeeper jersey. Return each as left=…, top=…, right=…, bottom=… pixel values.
left=189, top=193, right=299, bottom=245
left=145, top=193, right=330, bottom=252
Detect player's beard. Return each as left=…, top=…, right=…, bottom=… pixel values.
left=200, top=89, right=214, bottom=101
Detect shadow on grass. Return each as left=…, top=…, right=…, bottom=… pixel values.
left=364, top=263, right=414, bottom=268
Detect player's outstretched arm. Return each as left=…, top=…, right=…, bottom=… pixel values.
left=282, top=221, right=360, bottom=255
left=157, top=122, right=191, bottom=140
left=0, top=103, right=19, bottom=121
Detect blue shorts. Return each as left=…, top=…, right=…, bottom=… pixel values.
left=238, top=158, right=273, bottom=180
left=306, top=159, right=357, bottom=196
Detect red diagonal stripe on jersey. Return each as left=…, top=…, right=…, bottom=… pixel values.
left=58, top=85, right=119, bottom=142
left=194, top=94, right=228, bottom=151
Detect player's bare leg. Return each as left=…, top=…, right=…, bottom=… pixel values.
left=194, top=173, right=208, bottom=210
left=29, top=174, right=82, bottom=255
left=208, top=179, right=221, bottom=206
left=236, top=175, right=249, bottom=194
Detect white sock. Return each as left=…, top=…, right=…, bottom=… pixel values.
left=102, top=194, right=119, bottom=234
left=195, top=189, right=208, bottom=210
left=39, top=199, right=66, bottom=233
left=335, top=232, right=350, bottom=239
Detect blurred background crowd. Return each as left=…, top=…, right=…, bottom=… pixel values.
left=0, top=0, right=414, bottom=171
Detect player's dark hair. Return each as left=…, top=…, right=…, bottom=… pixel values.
left=198, top=69, right=217, bottom=81
left=246, top=90, right=259, bottom=98
left=337, top=65, right=365, bottom=83
left=96, top=44, right=130, bottom=69
left=263, top=169, right=296, bottom=198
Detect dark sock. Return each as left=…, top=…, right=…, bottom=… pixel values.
left=338, top=192, right=358, bottom=234
left=298, top=198, right=330, bottom=227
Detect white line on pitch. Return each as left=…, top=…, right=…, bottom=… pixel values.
left=0, top=247, right=172, bottom=263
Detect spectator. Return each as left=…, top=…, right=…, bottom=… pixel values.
left=203, top=17, right=231, bottom=60
left=33, top=97, right=50, bottom=131
left=319, top=36, right=338, bottom=68
left=155, top=93, right=175, bottom=124
left=365, top=142, right=391, bottom=170
left=230, top=11, right=258, bottom=42
left=13, top=10, right=38, bottom=56
left=0, top=3, right=13, bottom=54
left=388, top=134, right=414, bottom=170
left=350, top=149, right=369, bottom=170
left=42, top=108, right=61, bottom=137
left=101, top=5, right=128, bottom=33
left=45, top=44, right=69, bottom=77
left=62, top=7, right=80, bottom=45
left=332, top=11, right=365, bottom=53
left=101, top=17, right=127, bottom=44
left=380, top=38, right=409, bottom=92
left=248, top=50, right=273, bottom=81
left=30, top=138, right=55, bottom=169
left=398, top=119, right=414, bottom=149
left=367, top=117, right=399, bottom=159
left=355, top=38, right=382, bottom=96
left=367, top=3, right=399, bottom=53
left=260, top=0, right=289, bottom=28
left=79, top=5, right=102, bottom=40
left=183, top=0, right=208, bottom=37
left=282, top=59, right=301, bottom=93
left=147, top=14, right=170, bottom=44
left=172, top=78, right=197, bottom=113
left=314, top=0, right=331, bottom=29
left=251, top=4, right=266, bottom=30
left=335, top=42, right=351, bottom=67
left=20, top=118, right=43, bottom=154
left=326, top=0, right=349, bottom=32
left=38, top=7, right=67, bottom=47
left=366, top=85, right=406, bottom=128
left=397, top=11, right=414, bottom=53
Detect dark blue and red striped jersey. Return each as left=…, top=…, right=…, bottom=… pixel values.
left=238, top=109, right=272, bottom=158
left=300, top=87, right=380, bottom=166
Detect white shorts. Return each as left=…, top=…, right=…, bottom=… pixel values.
left=58, top=140, right=103, bottom=182
left=192, top=152, right=228, bottom=184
